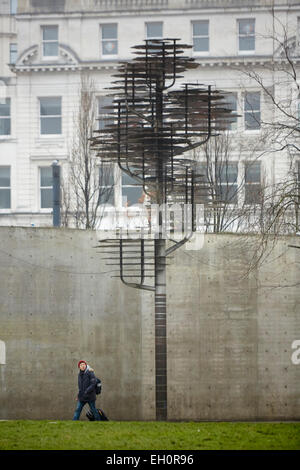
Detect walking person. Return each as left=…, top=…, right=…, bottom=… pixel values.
left=73, top=360, right=101, bottom=421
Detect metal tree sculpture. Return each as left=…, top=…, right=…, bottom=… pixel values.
left=91, top=39, right=234, bottom=420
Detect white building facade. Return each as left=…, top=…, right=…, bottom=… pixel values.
left=0, top=0, right=300, bottom=229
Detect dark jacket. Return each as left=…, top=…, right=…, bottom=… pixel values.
left=77, top=366, right=97, bottom=402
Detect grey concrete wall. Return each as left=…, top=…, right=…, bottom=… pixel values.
left=0, top=226, right=299, bottom=420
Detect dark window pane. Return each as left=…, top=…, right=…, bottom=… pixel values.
left=245, top=184, right=261, bottom=204
left=102, top=40, right=118, bottom=55
left=10, top=0, right=17, bottom=15
left=41, top=188, right=53, bottom=208
left=146, top=22, right=163, bottom=38
left=40, top=97, right=61, bottom=116
left=41, top=117, right=61, bottom=134
left=122, top=186, right=143, bottom=207
left=224, top=94, right=237, bottom=112
left=239, top=36, right=255, bottom=51
left=245, top=112, right=260, bottom=129
left=98, top=96, right=113, bottom=115
left=122, top=172, right=140, bottom=185
left=0, top=167, right=10, bottom=187
left=239, top=19, right=255, bottom=35
left=43, top=42, right=58, bottom=56
left=99, top=187, right=114, bottom=205
left=0, top=118, right=11, bottom=135
left=99, top=165, right=114, bottom=186
left=40, top=167, right=53, bottom=187
left=193, top=21, right=209, bottom=36
left=43, top=26, right=58, bottom=41
left=245, top=162, right=260, bottom=183
left=102, top=24, right=117, bottom=39
left=217, top=184, right=238, bottom=204
left=245, top=92, right=260, bottom=111
left=217, top=164, right=238, bottom=183
left=0, top=99, right=10, bottom=117
left=0, top=189, right=11, bottom=209
left=10, top=44, right=17, bottom=64
left=223, top=93, right=237, bottom=129
left=195, top=163, right=208, bottom=182
left=98, top=96, right=114, bottom=128
left=193, top=37, right=209, bottom=52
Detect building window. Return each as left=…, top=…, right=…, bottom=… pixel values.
left=244, top=92, right=260, bottom=130
left=238, top=19, right=255, bottom=52
left=39, top=97, right=62, bottom=135
left=195, top=162, right=210, bottom=203
left=0, top=98, right=11, bottom=136
left=10, top=0, right=17, bottom=15
left=101, top=24, right=118, bottom=56
left=98, top=164, right=115, bottom=206
left=224, top=93, right=238, bottom=130
left=244, top=162, right=261, bottom=204
left=40, top=167, right=53, bottom=209
left=97, top=96, right=114, bottom=130
left=9, top=43, right=17, bottom=64
left=0, top=167, right=11, bottom=209
left=216, top=163, right=238, bottom=204
left=42, top=25, right=58, bottom=57
left=146, top=22, right=163, bottom=40
left=122, top=171, right=143, bottom=207
left=192, top=20, right=209, bottom=53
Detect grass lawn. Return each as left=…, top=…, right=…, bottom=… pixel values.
left=0, top=421, right=299, bottom=450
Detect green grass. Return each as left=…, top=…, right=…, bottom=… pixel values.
left=0, top=421, right=299, bottom=450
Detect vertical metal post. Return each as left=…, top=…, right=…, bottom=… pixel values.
left=154, top=75, right=167, bottom=421
left=52, top=160, right=61, bottom=227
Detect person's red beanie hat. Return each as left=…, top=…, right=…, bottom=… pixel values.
left=78, top=360, right=87, bottom=368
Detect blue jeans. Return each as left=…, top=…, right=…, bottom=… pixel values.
left=72, top=400, right=101, bottom=421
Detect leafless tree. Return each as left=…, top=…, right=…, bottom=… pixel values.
left=61, top=74, right=114, bottom=229
left=193, top=131, right=268, bottom=233
left=229, top=14, right=300, bottom=269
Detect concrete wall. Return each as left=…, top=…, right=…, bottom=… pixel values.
left=0, top=226, right=299, bottom=420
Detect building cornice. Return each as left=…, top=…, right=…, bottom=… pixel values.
left=16, top=0, right=300, bottom=16
left=9, top=54, right=300, bottom=74
left=10, top=62, right=120, bottom=73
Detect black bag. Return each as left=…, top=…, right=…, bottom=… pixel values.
left=86, top=408, right=109, bottom=421
left=95, top=377, right=102, bottom=395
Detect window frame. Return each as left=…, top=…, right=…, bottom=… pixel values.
left=215, top=162, right=239, bottom=205
left=145, top=21, right=163, bottom=40
left=39, top=166, right=53, bottom=210
left=10, top=0, right=17, bottom=15
left=98, top=163, right=115, bottom=208
left=192, top=20, right=209, bottom=55
left=97, top=95, right=114, bottom=131
left=244, top=91, right=261, bottom=131
left=223, top=92, right=238, bottom=131
left=41, top=25, right=59, bottom=60
left=238, top=18, right=255, bottom=53
left=39, top=96, right=62, bottom=137
left=244, top=161, right=262, bottom=205
left=0, top=166, right=11, bottom=210
left=121, top=170, right=144, bottom=208
left=100, top=23, right=118, bottom=58
left=9, top=43, right=18, bottom=64
left=0, top=98, right=11, bottom=137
